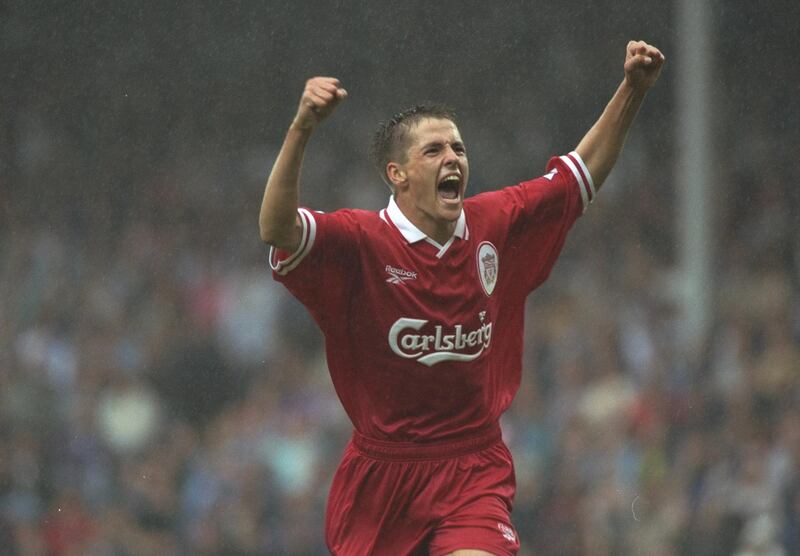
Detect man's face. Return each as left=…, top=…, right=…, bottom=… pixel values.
left=393, top=117, right=469, bottom=236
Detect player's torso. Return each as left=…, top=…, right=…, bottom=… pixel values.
left=326, top=210, right=511, bottom=441
left=364, top=236, right=496, bottom=366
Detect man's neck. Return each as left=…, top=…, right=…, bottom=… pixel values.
left=422, top=219, right=457, bottom=246
left=393, top=196, right=459, bottom=246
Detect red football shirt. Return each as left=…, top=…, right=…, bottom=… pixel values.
left=271, top=151, right=594, bottom=443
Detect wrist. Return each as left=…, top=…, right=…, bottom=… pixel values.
left=289, top=109, right=320, bottom=132
left=620, top=78, right=650, bottom=98
left=288, top=118, right=317, bottom=134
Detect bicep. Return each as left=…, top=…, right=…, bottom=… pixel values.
left=504, top=168, right=584, bottom=293
left=271, top=209, right=361, bottom=316
left=263, top=212, right=304, bottom=253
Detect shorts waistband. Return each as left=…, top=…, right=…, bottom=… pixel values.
left=351, top=423, right=502, bottom=462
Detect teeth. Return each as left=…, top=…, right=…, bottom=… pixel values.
left=438, top=176, right=460, bottom=200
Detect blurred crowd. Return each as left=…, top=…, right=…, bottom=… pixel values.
left=3, top=3, right=799, bottom=555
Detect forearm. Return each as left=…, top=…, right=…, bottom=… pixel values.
left=258, top=125, right=312, bottom=251
left=259, top=77, right=347, bottom=252
left=575, top=80, right=647, bottom=190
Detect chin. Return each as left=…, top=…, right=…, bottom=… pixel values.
left=437, top=202, right=463, bottom=220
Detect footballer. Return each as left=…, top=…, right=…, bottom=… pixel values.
left=259, top=40, right=664, bottom=555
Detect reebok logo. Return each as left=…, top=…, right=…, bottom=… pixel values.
left=385, top=265, right=417, bottom=285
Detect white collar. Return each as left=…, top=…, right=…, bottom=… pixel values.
left=383, top=196, right=468, bottom=247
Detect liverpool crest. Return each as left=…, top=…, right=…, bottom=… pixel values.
left=476, top=241, right=499, bottom=296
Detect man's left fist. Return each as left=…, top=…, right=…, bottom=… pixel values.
left=624, top=40, right=665, bottom=91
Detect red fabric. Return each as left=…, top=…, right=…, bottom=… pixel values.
left=272, top=155, right=583, bottom=443
left=325, top=438, right=520, bottom=555
left=272, top=154, right=588, bottom=552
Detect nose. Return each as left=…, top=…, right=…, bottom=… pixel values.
left=443, top=144, right=459, bottom=165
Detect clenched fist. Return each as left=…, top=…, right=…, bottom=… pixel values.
left=292, top=77, right=348, bottom=131
left=624, top=41, right=665, bottom=92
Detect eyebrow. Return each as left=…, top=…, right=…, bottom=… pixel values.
left=419, top=140, right=466, bottom=151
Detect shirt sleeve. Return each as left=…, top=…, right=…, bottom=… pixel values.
left=477, top=150, right=595, bottom=297
left=268, top=207, right=360, bottom=326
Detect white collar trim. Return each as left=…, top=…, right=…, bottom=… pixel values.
left=383, top=196, right=468, bottom=252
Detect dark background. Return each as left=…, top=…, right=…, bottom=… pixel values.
left=2, top=1, right=799, bottom=554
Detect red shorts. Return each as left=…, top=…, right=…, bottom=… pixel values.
left=325, top=424, right=520, bottom=555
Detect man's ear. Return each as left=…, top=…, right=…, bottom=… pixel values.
left=386, top=162, right=407, bottom=190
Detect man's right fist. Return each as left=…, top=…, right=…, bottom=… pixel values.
left=292, top=77, right=347, bottom=131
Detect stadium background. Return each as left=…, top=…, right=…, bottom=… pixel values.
left=2, top=1, right=799, bottom=554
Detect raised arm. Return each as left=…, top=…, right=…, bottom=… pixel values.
left=575, top=40, right=665, bottom=190
left=259, top=77, right=347, bottom=252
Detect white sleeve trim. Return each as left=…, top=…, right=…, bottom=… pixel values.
left=559, top=151, right=595, bottom=213
left=269, top=208, right=317, bottom=276
left=569, top=151, right=595, bottom=198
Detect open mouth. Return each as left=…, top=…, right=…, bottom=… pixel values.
left=437, top=175, right=461, bottom=201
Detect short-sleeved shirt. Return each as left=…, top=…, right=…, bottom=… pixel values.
left=271, top=151, right=595, bottom=443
